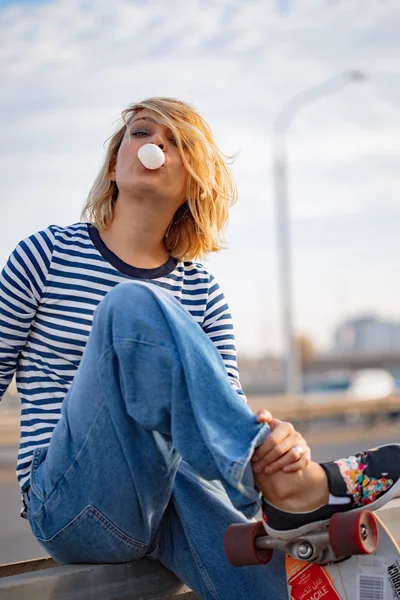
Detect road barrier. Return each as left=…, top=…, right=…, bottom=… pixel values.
left=1, top=392, right=400, bottom=446
left=248, top=392, right=400, bottom=422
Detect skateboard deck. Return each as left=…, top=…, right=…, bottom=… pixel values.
left=224, top=506, right=400, bottom=600
left=285, top=514, right=400, bottom=600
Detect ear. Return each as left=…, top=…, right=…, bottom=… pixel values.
left=109, top=160, right=116, bottom=182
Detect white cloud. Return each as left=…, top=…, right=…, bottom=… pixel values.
left=1, top=0, right=400, bottom=355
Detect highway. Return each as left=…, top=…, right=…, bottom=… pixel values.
left=1, top=420, right=399, bottom=565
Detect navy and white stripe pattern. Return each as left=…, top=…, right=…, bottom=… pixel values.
left=0, top=222, right=245, bottom=495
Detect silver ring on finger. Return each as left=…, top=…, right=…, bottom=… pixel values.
left=292, top=445, right=304, bottom=456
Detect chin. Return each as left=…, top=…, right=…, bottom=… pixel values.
left=123, top=182, right=165, bottom=198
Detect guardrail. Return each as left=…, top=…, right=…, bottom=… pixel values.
left=1, top=393, right=400, bottom=446
left=248, top=392, right=400, bottom=422
left=0, top=413, right=20, bottom=446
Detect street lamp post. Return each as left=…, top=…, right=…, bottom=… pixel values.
left=273, top=70, right=367, bottom=396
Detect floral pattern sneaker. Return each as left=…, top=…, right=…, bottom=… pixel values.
left=262, top=443, right=400, bottom=540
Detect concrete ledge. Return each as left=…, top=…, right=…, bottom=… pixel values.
left=0, top=558, right=200, bottom=599
left=0, top=557, right=58, bottom=579
left=0, top=501, right=397, bottom=599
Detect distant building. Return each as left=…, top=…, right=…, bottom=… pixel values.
left=333, top=315, right=400, bottom=353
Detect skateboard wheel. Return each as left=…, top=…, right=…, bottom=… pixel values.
left=329, top=510, right=378, bottom=557
left=224, top=521, right=273, bottom=567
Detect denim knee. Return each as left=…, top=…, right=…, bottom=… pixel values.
left=92, top=280, right=180, bottom=353
left=103, top=281, right=171, bottom=315
left=108, top=280, right=157, bottom=303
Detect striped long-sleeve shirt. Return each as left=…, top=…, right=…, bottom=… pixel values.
left=0, top=222, right=245, bottom=497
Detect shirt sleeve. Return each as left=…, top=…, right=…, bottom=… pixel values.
left=0, top=228, right=55, bottom=401
left=202, top=273, right=247, bottom=402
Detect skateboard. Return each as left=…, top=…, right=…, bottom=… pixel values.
left=224, top=508, right=400, bottom=600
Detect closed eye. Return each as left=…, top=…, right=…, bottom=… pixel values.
left=131, top=129, right=178, bottom=147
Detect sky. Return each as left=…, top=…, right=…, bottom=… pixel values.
left=0, top=0, right=399, bottom=357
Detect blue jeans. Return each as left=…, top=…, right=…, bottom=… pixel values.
left=27, top=281, right=287, bottom=599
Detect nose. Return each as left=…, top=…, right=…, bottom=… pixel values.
left=150, top=132, right=167, bottom=152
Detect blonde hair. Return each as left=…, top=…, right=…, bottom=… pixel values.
left=81, top=97, right=238, bottom=261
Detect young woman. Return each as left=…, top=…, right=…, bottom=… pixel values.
left=0, top=97, right=398, bottom=599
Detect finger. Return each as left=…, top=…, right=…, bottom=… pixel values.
left=263, top=434, right=301, bottom=467
left=252, top=430, right=305, bottom=472
left=252, top=434, right=302, bottom=473
left=255, top=409, right=273, bottom=423
left=252, top=421, right=294, bottom=463
left=251, top=420, right=292, bottom=462
left=262, top=446, right=310, bottom=475
left=283, top=448, right=311, bottom=473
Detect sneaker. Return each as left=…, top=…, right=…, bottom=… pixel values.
left=262, top=443, right=400, bottom=539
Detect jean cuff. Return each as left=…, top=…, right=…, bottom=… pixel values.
left=225, top=422, right=270, bottom=518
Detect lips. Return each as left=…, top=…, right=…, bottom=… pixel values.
left=139, top=161, right=165, bottom=171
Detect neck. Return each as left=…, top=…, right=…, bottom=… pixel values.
left=100, top=195, right=174, bottom=269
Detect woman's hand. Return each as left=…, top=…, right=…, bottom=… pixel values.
left=251, top=409, right=311, bottom=475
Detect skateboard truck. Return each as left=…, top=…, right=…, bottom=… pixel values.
left=224, top=510, right=379, bottom=567
left=255, top=527, right=344, bottom=564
